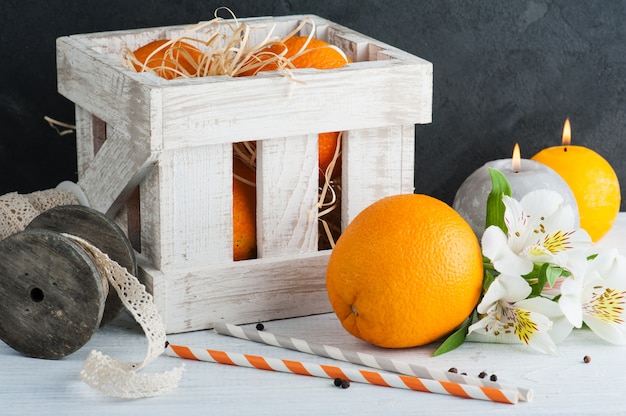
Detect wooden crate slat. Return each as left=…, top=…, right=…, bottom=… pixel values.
left=341, top=125, right=414, bottom=226
left=327, top=26, right=371, bottom=62
left=77, top=122, right=157, bottom=216
left=57, top=36, right=162, bottom=144
left=142, top=144, right=233, bottom=270
left=140, top=251, right=331, bottom=334
left=158, top=60, right=430, bottom=149
left=74, top=105, right=96, bottom=177
left=401, top=124, right=416, bottom=194
left=257, top=135, right=319, bottom=257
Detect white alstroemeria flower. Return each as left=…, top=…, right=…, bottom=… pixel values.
left=467, top=273, right=560, bottom=354
left=482, top=190, right=592, bottom=277
left=559, top=249, right=626, bottom=344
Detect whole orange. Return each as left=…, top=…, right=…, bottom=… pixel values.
left=233, top=158, right=257, bottom=261
left=531, top=145, right=620, bottom=241
left=326, top=194, right=483, bottom=348
left=132, top=39, right=206, bottom=79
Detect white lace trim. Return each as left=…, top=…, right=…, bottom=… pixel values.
left=0, top=190, right=184, bottom=398
left=0, top=190, right=79, bottom=239
left=68, top=235, right=184, bottom=399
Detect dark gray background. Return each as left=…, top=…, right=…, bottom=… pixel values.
left=2, top=1, right=625, bottom=208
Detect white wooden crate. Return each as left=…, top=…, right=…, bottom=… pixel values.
left=56, top=15, right=432, bottom=333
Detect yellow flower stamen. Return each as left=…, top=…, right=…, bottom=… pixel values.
left=513, top=309, right=539, bottom=344
left=586, top=288, right=626, bottom=324
left=542, top=230, right=574, bottom=254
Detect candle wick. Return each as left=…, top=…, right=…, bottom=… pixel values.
left=514, top=170, right=520, bottom=174
left=564, top=147, right=568, bottom=152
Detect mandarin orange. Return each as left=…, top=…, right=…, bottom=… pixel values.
left=326, top=194, right=483, bottom=348
left=239, top=35, right=350, bottom=76
left=233, top=158, right=257, bottom=260
left=318, top=131, right=341, bottom=181
left=131, top=39, right=206, bottom=79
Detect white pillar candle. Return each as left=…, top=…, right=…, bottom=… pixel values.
left=453, top=158, right=579, bottom=238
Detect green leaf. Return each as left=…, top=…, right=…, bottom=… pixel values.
left=546, top=265, right=565, bottom=287
left=530, top=263, right=549, bottom=297
left=433, top=313, right=474, bottom=356
left=483, top=269, right=497, bottom=292
left=482, top=256, right=498, bottom=290
left=485, top=168, right=512, bottom=234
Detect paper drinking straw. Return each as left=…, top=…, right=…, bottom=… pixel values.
left=213, top=322, right=533, bottom=402
left=165, top=343, right=519, bottom=404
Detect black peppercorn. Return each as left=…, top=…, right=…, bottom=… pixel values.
left=448, top=367, right=458, bottom=373
left=583, top=355, right=591, bottom=363
left=490, top=374, right=498, bottom=382
left=334, top=378, right=342, bottom=387
left=478, top=371, right=488, bottom=379
left=256, top=323, right=265, bottom=331
left=341, top=379, right=351, bottom=389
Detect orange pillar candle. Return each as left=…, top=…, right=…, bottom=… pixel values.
left=531, top=118, right=621, bottom=242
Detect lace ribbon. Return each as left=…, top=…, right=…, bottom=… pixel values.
left=0, top=189, right=79, bottom=239
left=69, top=235, right=185, bottom=398
left=0, top=189, right=184, bottom=398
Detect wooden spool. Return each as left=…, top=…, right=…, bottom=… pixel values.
left=0, top=205, right=138, bottom=359
left=27, top=205, right=138, bottom=326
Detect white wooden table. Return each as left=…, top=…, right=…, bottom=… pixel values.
left=3, top=215, right=626, bottom=415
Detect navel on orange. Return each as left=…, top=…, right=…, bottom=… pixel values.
left=326, top=194, right=483, bottom=348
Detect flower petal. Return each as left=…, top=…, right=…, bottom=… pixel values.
left=584, top=314, right=626, bottom=345
left=475, top=273, right=531, bottom=314
left=482, top=226, right=534, bottom=276
left=499, top=273, right=532, bottom=302
left=467, top=319, right=521, bottom=345
left=468, top=296, right=557, bottom=354
left=516, top=297, right=573, bottom=344
left=467, top=308, right=557, bottom=354
left=519, top=190, right=563, bottom=220
left=558, top=272, right=586, bottom=327
left=510, top=307, right=556, bottom=354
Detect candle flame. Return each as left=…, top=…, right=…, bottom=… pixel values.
left=562, top=118, right=571, bottom=146
left=512, top=143, right=521, bottom=172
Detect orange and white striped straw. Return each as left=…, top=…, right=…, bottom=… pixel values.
left=213, top=322, right=533, bottom=402
left=165, top=343, right=519, bottom=404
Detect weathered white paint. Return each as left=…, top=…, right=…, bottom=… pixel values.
left=57, top=15, right=432, bottom=333
left=138, top=251, right=332, bottom=334
left=257, top=135, right=319, bottom=258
